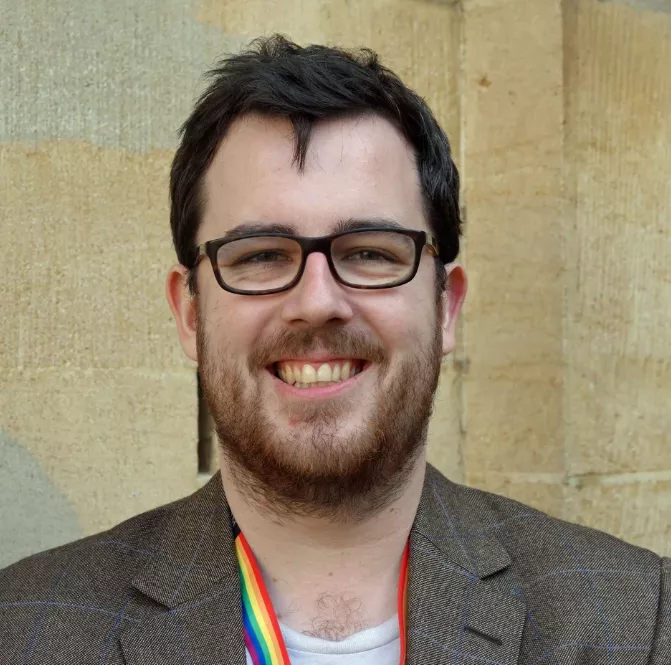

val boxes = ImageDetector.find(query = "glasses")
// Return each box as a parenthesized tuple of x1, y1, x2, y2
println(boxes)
(194, 227, 440, 295)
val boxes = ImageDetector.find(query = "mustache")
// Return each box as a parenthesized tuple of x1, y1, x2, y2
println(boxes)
(248, 328, 388, 369)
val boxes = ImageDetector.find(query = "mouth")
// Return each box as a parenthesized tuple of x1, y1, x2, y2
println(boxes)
(268, 358, 368, 389)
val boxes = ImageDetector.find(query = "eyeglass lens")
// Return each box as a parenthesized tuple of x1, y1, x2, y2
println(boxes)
(216, 231, 416, 292)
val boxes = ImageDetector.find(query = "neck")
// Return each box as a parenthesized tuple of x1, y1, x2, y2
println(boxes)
(220, 452, 426, 640)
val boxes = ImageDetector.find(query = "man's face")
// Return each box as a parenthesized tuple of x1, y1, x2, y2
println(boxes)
(170, 113, 463, 519)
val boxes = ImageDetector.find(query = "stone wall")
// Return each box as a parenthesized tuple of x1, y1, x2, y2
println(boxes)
(1, 0, 669, 567)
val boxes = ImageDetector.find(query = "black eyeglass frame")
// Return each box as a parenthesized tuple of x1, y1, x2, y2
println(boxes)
(194, 226, 440, 295)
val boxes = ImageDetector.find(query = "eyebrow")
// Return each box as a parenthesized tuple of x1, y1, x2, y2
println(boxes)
(222, 217, 407, 240)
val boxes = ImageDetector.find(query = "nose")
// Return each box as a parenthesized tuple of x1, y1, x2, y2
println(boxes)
(280, 252, 354, 328)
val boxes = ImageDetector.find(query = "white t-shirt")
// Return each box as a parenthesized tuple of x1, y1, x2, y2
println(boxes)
(245, 615, 400, 664)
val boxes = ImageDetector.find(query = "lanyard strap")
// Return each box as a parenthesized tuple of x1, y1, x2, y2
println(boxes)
(233, 521, 410, 665)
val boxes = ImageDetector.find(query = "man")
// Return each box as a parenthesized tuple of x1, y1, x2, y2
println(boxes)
(0, 35, 668, 665)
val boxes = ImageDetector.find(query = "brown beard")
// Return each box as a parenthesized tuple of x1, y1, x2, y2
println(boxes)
(197, 313, 443, 522)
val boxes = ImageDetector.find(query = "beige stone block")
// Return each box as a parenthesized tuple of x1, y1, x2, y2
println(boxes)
(195, 0, 462, 157)
(464, 368, 564, 475)
(0, 142, 190, 372)
(564, 473, 671, 557)
(461, 0, 565, 476)
(462, 0, 563, 165)
(427, 359, 465, 484)
(465, 169, 564, 371)
(0, 0, 241, 150)
(466, 471, 565, 520)
(0, 368, 199, 537)
(563, 0, 671, 475)
(463, 175, 564, 475)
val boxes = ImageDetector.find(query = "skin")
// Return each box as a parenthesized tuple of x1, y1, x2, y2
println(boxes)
(166, 113, 466, 638)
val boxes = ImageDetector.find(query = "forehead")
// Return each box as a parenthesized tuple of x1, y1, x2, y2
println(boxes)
(200, 113, 426, 241)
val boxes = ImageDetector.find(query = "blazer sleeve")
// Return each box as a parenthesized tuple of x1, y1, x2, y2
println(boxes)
(648, 556, 671, 664)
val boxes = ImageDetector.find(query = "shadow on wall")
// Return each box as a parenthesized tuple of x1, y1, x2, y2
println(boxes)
(0, 431, 82, 568)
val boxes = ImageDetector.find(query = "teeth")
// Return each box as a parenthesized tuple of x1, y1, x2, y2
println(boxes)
(316, 363, 332, 382)
(275, 360, 363, 387)
(301, 365, 317, 384)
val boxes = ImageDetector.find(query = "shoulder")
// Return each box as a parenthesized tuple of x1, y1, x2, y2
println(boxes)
(0, 492, 188, 664)
(0, 493, 180, 595)
(426, 465, 670, 663)
(426, 464, 661, 570)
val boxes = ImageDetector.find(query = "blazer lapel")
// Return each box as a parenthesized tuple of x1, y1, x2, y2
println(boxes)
(118, 465, 525, 665)
(119, 473, 246, 665)
(407, 466, 526, 665)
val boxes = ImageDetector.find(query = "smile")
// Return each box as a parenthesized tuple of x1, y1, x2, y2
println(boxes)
(270, 359, 366, 389)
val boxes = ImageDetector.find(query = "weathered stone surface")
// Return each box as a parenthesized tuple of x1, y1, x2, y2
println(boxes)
(0, 141, 199, 564)
(0, 0, 240, 149)
(0, 368, 198, 548)
(565, 473, 671, 555)
(0, 430, 82, 568)
(461, 0, 565, 476)
(0, 142, 191, 372)
(427, 361, 465, 484)
(599, 0, 671, 15)
(563, 0, 671, 477)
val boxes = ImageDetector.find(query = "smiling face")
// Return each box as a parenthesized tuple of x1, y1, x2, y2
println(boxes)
(167, 113, 465, 520)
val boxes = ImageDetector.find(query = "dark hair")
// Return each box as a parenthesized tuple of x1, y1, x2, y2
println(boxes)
(170, 34, 461, 295)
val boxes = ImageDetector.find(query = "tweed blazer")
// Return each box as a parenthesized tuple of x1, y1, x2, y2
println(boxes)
(1, 464, 669, 664)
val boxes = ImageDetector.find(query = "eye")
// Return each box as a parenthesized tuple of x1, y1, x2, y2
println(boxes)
(235, 251, 292, 264)
(344, 248, 399, 262)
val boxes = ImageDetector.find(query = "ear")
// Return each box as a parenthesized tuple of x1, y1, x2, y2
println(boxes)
(166, 264, 199, 363)
(440, 264, 467, 356)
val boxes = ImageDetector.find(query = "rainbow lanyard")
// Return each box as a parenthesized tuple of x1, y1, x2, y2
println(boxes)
(233, 519, 410, 665)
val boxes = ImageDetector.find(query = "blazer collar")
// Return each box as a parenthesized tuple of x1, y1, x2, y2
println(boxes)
(413, 464, 512, 579)
(128, 472, 237, 608)
(120, 473, 246, 664)
(406, 465, 525, 664)
(121, 466, 525, 664)
(125, 464, 514, 607)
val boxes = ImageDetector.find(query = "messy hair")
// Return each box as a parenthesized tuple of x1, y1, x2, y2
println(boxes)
(170, 34, 461, 295)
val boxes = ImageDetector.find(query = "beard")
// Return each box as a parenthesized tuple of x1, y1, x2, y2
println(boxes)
(197, 310, 443, 522)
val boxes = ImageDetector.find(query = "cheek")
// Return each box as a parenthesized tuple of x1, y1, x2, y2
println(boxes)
(368, 291, 435, 352)
(205, 299, 276, 359)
